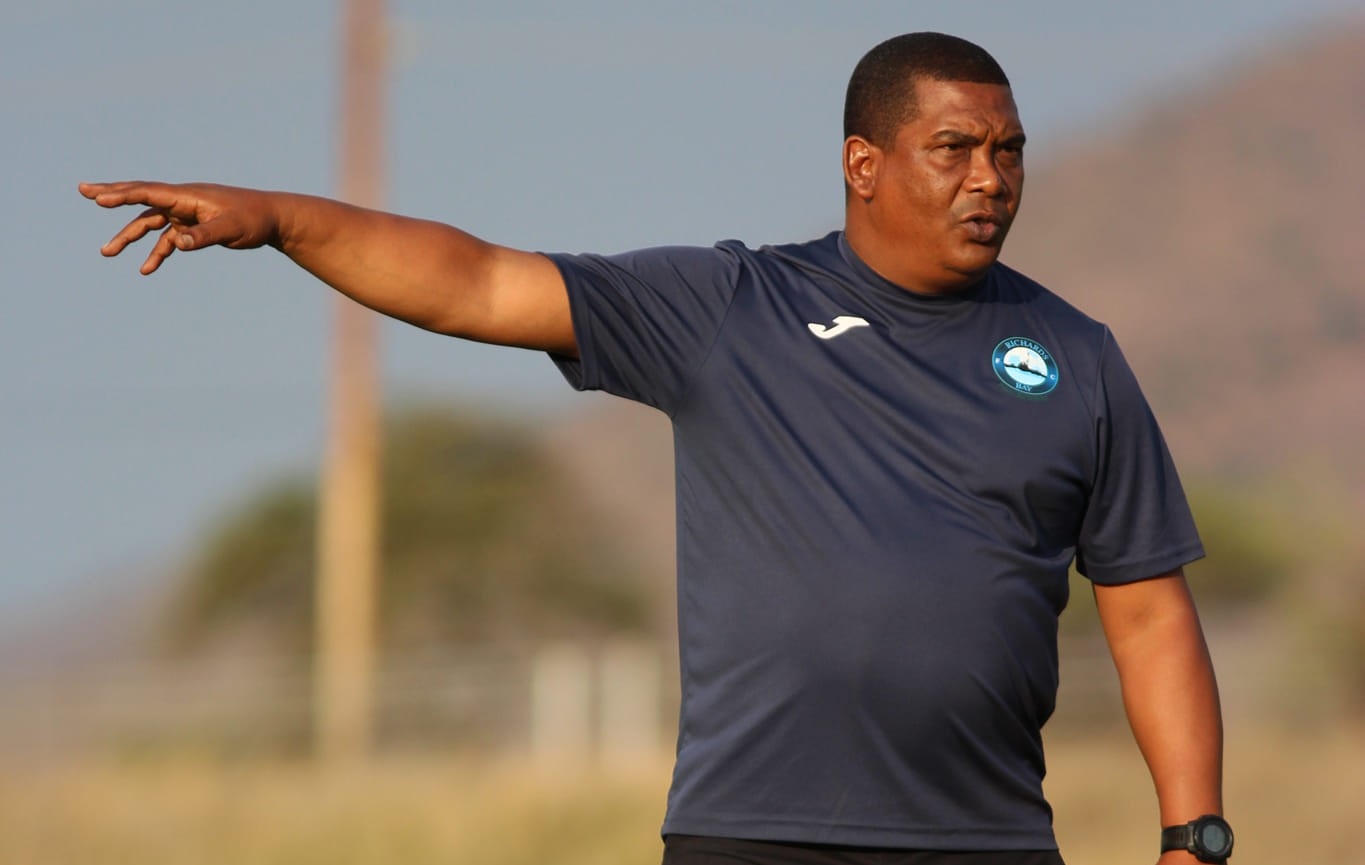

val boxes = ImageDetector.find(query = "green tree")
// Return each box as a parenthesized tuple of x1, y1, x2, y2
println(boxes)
(166, 406, 652, 655)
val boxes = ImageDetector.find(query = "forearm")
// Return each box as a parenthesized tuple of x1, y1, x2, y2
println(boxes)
(268, 192, 554, 346)
(1119, 613, 1222, 823)
(1096, 575, 1224, 826)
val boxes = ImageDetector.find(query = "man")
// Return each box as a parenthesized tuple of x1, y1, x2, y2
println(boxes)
(82, 32, 1228, 865)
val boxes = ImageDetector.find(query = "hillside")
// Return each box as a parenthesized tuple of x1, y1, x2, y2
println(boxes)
(1004, 17, 1365, 493)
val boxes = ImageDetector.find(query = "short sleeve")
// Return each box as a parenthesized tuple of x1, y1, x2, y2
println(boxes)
(1075, 329, 1205, 584)
(546, 244, 742, 415)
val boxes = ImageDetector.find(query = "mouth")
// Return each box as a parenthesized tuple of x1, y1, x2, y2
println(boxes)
(960, 212, 1005, 244)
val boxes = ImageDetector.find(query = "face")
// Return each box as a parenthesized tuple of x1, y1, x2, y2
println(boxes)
(844, 78, 1025, 293)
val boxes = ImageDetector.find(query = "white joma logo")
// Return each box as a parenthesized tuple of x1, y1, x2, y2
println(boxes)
(807, 315, 870, 340)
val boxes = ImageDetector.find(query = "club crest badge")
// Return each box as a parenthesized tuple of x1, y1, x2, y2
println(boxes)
(992, 337, 1059, 397)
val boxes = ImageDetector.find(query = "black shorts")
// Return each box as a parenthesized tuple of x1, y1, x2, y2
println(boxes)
(662, 835, 1066, 865)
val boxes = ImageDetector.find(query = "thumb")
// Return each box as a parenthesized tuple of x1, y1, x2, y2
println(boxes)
(173, 214, 234, 251)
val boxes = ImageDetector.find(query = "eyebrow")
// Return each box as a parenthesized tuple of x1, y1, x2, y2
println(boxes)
(930, 130, 979, 145)
(929, 130, 1027, 147)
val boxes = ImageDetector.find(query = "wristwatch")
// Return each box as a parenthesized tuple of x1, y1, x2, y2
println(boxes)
(1161, 814, 1234, 863)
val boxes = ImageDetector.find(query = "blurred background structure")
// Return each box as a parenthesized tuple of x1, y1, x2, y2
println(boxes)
(315, 0, 387, 766)
(2, 2, 1364, 863)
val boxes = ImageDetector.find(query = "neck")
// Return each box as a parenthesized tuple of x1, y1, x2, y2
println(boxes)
(843, 221, 985, 296)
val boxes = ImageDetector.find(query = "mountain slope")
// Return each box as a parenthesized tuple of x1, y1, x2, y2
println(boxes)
(1003, 16, 1365, 490)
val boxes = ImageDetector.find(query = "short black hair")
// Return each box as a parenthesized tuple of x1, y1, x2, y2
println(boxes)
(844, 32, 1010, 147)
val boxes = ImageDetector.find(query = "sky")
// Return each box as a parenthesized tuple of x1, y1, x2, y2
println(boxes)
(2, 0, 1357, 624)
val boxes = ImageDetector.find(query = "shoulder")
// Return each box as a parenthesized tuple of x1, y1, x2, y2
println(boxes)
(990, 260, 1106, 332)
(553, 232, 843, 277)
(747, 231, 847, 275)
(989, 260, 1119, 365)
(703, 232, 863, 301)
(547, 241, 753, 295)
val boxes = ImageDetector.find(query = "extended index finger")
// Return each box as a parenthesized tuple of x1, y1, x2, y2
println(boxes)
(78, 180, 187, 213)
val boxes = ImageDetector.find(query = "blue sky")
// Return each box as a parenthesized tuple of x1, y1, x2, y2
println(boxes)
(2, 0, 1356, 621)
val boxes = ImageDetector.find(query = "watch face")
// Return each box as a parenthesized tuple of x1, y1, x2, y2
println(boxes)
(1196, 819, 1233, 856)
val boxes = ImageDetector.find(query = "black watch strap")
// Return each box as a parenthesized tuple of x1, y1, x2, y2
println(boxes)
(1161, 824, 1193, 853)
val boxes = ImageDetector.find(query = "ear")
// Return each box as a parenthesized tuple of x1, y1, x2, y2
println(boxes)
(843, 136, 880, 201)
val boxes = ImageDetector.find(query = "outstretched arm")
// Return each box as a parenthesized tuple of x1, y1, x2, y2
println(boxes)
(79, 181, 576, 356)
(1094, 570, 1225, 864)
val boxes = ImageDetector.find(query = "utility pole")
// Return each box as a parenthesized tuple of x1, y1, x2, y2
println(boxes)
(315, 0, 387, 764)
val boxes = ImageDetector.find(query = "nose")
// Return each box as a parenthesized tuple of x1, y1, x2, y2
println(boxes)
(966, 148, 1007, 197)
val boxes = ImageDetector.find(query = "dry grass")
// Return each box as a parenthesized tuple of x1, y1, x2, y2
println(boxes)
(1045, 724, 1365, 864)
(1, 726, 1362, 865)
(0, 753, 669, 865)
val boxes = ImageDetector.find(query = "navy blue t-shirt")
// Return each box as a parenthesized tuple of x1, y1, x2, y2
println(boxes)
(548, 231, 1203, 851)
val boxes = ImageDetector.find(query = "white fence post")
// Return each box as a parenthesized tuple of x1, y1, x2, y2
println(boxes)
(529, 643, 593, 759)
(599, 641, 661, 762)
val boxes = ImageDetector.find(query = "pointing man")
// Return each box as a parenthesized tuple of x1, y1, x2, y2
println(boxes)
(83, 32, 1229, 865)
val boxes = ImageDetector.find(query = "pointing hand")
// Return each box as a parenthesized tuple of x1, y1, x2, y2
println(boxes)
(79, 181, 280, 275)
